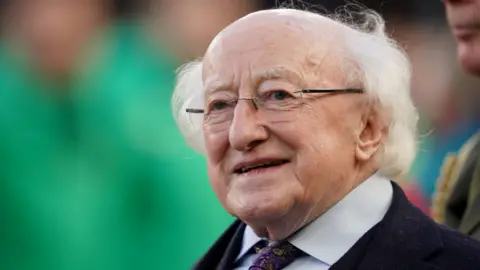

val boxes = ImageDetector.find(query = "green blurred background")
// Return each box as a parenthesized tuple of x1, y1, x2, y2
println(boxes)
(0, 11, 234, 270)
(0, 0, 479, 269)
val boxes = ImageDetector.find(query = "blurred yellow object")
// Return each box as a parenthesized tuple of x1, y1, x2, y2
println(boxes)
(432, 131, 480, 225)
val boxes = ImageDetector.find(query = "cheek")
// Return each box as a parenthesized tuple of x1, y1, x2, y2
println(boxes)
(291, 122, 353, 208)
(282, 110, 348, 153)
(204, 130, 231, 204)
(279, 107, 356, 179)
(204, 129, 229, 164)
(206, 160, 228, 203)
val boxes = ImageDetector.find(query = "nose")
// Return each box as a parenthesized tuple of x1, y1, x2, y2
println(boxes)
(228, 100, 269, 152)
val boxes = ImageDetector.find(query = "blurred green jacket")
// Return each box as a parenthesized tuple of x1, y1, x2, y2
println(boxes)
(0, 21, 233, 270)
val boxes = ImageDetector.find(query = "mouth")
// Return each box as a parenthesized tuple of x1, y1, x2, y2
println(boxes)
(233, 160, 289, 175)
(452, 24, 480, 40)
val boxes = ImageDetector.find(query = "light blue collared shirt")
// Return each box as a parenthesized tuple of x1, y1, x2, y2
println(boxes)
(235, 174, 393, 269)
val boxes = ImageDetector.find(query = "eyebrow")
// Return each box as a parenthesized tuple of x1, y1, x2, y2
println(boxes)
(252, 67, 306, 89)
(204, 67, 306, 95)
(204, 80, 233, 96)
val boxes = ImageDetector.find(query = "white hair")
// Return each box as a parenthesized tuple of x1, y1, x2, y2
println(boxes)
(171, 8, 418, 179)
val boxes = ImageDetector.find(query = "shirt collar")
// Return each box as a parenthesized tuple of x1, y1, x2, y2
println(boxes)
(235, 173, 393, 265)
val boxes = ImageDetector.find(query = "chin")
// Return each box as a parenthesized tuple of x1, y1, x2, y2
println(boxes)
(460, 58, 480, 76)
(228, 192, 294, 224)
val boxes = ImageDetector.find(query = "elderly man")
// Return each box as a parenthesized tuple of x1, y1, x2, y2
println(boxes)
(172, 8, 480, 270)
(432, 0, 480, 241)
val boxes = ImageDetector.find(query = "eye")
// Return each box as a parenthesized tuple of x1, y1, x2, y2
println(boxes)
(267, 90, 293, 101)
(209, 100, 232, 112)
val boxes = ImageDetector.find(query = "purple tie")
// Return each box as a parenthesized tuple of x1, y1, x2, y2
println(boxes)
(249, 241, 305, 270)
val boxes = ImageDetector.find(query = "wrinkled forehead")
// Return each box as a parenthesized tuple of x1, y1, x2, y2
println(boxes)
(202, 10, 347, 94)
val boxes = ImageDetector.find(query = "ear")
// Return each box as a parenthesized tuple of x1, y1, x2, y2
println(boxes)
(355, 106, 388, 162)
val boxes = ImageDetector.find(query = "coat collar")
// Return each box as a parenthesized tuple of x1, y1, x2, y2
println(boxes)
(354, 182, 444, 270)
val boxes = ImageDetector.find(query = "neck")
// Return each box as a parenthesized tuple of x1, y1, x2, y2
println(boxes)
(248, 203, 313, 241)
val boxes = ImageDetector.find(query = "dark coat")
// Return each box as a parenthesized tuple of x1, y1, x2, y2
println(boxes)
(195, 181, 480, 270)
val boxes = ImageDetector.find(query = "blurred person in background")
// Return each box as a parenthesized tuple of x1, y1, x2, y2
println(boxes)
(0, 0, 232, 269)
(397, 23, 480, 214)
(432, 0, 480, 240)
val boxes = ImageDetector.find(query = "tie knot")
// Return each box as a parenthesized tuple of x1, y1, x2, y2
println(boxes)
(250, 241, 305, 270)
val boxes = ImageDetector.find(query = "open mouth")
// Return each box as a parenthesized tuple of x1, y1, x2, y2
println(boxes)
(234, 160, 289, 174)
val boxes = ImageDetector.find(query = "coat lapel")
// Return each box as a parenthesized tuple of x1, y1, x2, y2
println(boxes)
(353, 182, 444, 270)
(216, 220, 246, 270)
(193, 219, 245, 270)
(331, 182, 443, 270)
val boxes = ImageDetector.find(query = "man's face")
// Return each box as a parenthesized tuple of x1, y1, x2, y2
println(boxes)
(444, 0, 480, 75)
(201, 12, 369, 238)
(5, 0, 107, 76)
